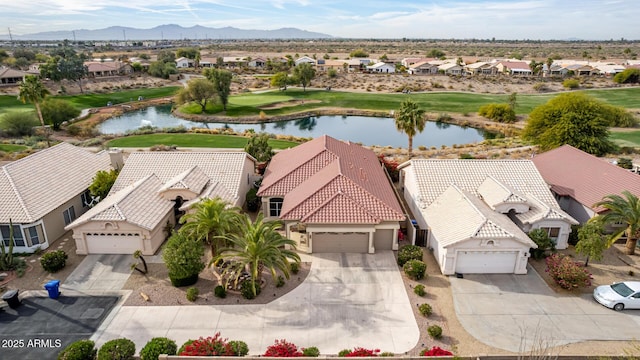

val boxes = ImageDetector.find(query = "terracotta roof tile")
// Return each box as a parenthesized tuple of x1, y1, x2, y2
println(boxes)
(532, 145, 640, 213)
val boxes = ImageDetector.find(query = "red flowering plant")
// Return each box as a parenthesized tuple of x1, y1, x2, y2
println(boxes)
(339, 347, 380, 357)
(378, 154, 400, 182)
(420, 346, 453, 357)
(545, 253, 592, 290)
(179, 333, 236, 356)
(263, 339, 303, 357)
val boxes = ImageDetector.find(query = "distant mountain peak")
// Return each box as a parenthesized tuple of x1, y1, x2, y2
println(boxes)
(6, 24, 332, 41)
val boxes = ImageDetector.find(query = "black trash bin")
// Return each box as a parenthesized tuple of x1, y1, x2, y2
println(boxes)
(44, 280, 61, 299)
(2, 289, 20, 309)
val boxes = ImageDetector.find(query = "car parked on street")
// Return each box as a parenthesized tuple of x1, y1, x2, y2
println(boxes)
(593, 281, 640, 311)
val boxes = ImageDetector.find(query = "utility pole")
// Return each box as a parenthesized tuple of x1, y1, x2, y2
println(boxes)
(7, 27, 14, 47)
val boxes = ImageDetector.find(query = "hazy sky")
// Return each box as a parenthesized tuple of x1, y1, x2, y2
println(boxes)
(3, 0, 639, 40)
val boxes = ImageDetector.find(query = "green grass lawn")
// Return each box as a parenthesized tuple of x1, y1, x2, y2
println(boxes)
(106, 133, 299, 149)
(182, 87, 640, 117)
(0, 86, 181, 118)
(0, 143, 28, 152)
(610, 130, 640, 147)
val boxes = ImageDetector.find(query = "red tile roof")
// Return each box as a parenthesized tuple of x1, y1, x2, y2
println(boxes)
(532, 145, 640, 213)
(258, 135, 404, 224)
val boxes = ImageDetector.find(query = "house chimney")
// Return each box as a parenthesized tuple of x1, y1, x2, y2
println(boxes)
(109, 148, 124, 170)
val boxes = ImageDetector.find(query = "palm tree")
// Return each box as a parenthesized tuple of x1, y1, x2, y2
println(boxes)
(19, 75, 49, 127)
(216, 213, 300, 298)
(593, 190, 640, 255)
(394, 99, 426, 157)
(179, 197, 241, 257)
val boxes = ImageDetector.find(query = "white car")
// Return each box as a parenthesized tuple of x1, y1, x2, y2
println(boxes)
(593, 281, 640, 311)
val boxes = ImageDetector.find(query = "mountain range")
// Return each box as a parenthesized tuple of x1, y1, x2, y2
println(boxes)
(3, 24, 332, 41)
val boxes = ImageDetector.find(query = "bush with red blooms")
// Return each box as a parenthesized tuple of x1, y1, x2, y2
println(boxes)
(545, 253, 592, 290)
(420, 346, 453, 356)
(378, 154, 400, 182)
(339, 347, 381, 357)
(263, 339, 303, 357)
(178, 333, 236, 356)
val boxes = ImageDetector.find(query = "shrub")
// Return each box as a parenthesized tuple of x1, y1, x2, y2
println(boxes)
(459, 153, 475, 159)
(0, 111, 39, 137)
(179, 333, 237, 356)
(380, 352, 395, 357)
(241, 280, 261, 299)
(532, 82, 548, 92)
(545, 254, 592, 290)
(40, 250, 68, 273)
(302, 347, 320, 357)
(97, 338, 135, 360)
(478, 103, 516, 123)
(57, 339, 96, 360)
(264, 339, 303, 357)
(562, 78, 580, 89)
(276, 275, 285, 288)
(177, 340, 195, 356)
(420, 346, 453, 356)
(528, 228, 555, 260)
(245, 188, 261, 212)
(418, 303, 433, 317)
(378, 154, 400, 182)
(617, 158, 633, 170)
(186, 287, 199, 302)
(413, 284, 426, 296)
(140, 337, 177, 360)
(290, 261, 299, 274)
(397, 245, 423, 266)
(339, 347, 380, 357)
(41, 98, 81, 130)
(162, 231, 205, 287)
(403, 259, 427, 280)
(214, 285, 227, 298)
(427, 325, 443, 339)
(228, 340, 249, 356)
(613, 68, 640, 84)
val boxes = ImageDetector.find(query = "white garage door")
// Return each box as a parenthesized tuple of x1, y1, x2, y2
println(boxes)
(455, 250, 518, 274)
(86, 233, 142, 254)
(312, 232, 368, 253)
(374, 229, 394, 251)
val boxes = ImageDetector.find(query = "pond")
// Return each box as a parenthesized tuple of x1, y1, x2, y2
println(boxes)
(97, 105, 496, 148)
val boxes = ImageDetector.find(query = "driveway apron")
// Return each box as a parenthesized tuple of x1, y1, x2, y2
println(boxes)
(94, 251, 419, 354)
(451, 267, 640, 352)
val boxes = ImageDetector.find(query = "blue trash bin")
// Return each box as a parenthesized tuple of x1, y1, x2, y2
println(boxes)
(44, 280, 60, 299)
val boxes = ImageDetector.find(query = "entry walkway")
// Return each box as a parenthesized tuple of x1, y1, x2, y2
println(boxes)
(451, 268, 640, 352)
(94, 252, 419, 354)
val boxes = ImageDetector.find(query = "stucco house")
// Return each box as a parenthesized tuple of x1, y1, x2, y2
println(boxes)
(67, 151, 257, 255)
(408, 61, 439, 75)
(0, 143, 112, 253)
(257, 135, 405, 253)
(175, 57, 194, 68)
(532, 144, 640, 224)
(367, 62, 396, 73)
(399, 159, 577, 275)
(0, 67, 27, 85)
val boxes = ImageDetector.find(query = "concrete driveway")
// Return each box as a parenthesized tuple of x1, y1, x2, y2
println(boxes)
(94, 251, 419, 354)
(451, 267, 640, 352)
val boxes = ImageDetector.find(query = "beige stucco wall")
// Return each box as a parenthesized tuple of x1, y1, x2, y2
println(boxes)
(40, 191, 90, 249)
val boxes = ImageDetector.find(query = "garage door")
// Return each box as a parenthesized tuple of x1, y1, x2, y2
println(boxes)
(455, 251, 518, 274)
(373, 229, 393, 250)
(312, 232, 368, 253)
(86, 233, 142, 254)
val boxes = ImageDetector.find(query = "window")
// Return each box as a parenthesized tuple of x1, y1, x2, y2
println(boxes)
(269, 198, 284, 217)
(25, 226, 40, 246)
(1, 225, 25, 247)
(540, 227, 560, 241)
(81, 189, 93, 208)
(63, 206, 76, 225)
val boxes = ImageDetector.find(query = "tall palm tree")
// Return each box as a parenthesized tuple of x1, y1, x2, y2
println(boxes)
(19, 75, 49, 127)
(593, 190, 640, 255)
(394, 99, 426, 157)
(216, 213, 300, 298)
(179, 197, 241, 257)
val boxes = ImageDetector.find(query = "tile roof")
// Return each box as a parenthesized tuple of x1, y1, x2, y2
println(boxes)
(159, 166, 209, 194)
(532, 145, 640, 213)
(0, 142, 111, 223)
(401, 159, 575, 225)
(111, 151, 253, 204)
(259, 135, 404, 224)
(67, 174, 173, 230)
(425, 185, 535, 248)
